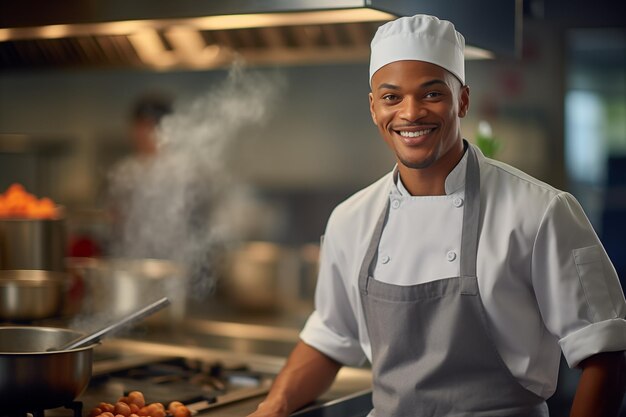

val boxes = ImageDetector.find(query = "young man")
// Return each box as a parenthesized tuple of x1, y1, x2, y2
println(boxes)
(248, 15, 626, 417)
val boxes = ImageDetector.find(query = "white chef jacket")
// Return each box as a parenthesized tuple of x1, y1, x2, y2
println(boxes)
(300, 144, 626, 399)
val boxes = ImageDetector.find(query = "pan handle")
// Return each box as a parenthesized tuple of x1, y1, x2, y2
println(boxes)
(53, 297, 171, 351)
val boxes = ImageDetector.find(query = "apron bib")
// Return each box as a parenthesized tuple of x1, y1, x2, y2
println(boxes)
(358, 145, 549, 417)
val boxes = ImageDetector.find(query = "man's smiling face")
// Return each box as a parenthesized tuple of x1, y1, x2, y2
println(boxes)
(369, 60, 469, 171)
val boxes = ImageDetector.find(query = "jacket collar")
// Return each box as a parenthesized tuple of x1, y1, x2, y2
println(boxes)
(391, 139, 472, 197)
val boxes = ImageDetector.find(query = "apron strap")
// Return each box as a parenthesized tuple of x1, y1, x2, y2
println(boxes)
(460, 144, 481, 278)
(358, 197, 390, 294)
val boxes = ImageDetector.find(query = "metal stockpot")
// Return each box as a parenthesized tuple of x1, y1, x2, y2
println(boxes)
(0, 326, 95, 411)
(0, 270, 68, 321)
(0, 217, 66, 271)
(225, 242, 301, 312)
(69, 257, 187, 325)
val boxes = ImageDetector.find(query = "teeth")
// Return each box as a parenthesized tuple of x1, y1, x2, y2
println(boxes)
(399, 129, 432, 138)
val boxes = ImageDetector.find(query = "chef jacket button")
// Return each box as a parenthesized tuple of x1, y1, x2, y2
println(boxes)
(446, 251, 457, 262)
(381, 255, 390, 264)
(453, 197, 464, 207)
(391, 199, 401, 209)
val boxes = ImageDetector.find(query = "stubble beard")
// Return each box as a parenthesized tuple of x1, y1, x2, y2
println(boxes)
(396, 145, 440, 170)
(398, 154, 437, 170)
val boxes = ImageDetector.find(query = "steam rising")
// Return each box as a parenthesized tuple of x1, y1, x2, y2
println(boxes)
(107, 65, 283, 300)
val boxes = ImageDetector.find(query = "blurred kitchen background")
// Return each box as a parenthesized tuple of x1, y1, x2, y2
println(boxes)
(0, 0, 625, 415)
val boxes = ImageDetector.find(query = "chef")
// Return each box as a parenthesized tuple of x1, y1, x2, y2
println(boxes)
(248, 14, 626, 417)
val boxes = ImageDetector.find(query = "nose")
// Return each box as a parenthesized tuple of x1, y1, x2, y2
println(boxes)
(399, 97, 426, 122)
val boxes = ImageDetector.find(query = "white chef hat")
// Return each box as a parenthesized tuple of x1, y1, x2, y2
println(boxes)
(369, 14, 465, 86)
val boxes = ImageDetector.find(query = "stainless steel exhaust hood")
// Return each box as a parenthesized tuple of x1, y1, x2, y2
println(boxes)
(0, 0, 520, 71)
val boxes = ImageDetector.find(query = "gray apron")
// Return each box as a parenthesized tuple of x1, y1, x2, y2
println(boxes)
(358, 145, 549, 417)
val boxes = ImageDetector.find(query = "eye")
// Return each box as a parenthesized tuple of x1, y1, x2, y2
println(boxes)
(425, 91, 443, 99)
(382, 94, 400, 103)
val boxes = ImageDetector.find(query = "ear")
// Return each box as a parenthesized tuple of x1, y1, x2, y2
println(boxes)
(368, 92, 379, 125)
(458, 85, 470, 118)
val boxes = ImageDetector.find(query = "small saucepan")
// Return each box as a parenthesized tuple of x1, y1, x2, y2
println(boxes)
(0, 326, 96, 411)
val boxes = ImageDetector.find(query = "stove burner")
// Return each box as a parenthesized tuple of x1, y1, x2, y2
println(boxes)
(1, 402, 82, 417)
(88, 357, 270, 407)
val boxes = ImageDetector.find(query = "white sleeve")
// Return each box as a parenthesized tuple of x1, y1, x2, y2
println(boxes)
(531, 192, 626, 368)
(299, 214, 366, 367)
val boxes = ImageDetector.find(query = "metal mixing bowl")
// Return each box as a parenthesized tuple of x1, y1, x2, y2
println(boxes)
(0, 270, 68, 321)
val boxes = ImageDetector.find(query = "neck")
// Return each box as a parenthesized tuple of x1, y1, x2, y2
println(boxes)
(398, 140, 465, 196)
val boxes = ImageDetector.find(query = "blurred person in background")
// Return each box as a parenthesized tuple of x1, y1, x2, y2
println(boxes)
(129, 93, 173, 158)
(105, 93, 174, 259)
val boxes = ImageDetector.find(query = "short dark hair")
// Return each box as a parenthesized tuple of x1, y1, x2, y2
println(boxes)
(132, 93, 173, 122)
